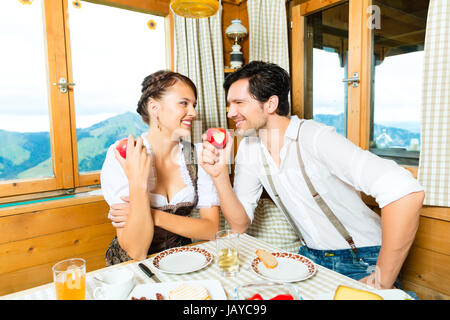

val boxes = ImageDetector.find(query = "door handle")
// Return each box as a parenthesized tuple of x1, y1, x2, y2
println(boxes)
(342, 72, 360, 88)
(53, 77, 75, 93)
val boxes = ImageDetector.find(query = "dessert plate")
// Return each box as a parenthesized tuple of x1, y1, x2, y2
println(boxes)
(251, 252, 317, 282)
(152, 246, 213, 274)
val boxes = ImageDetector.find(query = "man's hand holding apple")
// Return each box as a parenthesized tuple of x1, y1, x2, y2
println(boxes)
(200, 128, 234, 179)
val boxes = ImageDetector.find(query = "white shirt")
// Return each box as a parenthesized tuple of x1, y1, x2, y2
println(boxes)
(233, 116, 424, 250)
(100, 133, 220, 209)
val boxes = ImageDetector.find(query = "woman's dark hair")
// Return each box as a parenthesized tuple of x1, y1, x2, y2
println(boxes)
(223, 61, 291, 116)
(137, 70, 197, 124)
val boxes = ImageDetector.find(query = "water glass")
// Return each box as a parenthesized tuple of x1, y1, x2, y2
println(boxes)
(215, 230, 240, 277)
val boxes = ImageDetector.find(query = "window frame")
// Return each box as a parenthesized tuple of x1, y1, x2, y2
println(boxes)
(290, 0, 421, 173)
(291, 0, 372, 148)
(0, 0, 174, 199)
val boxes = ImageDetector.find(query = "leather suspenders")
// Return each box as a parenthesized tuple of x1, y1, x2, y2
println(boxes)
(259, 120, 358, 253)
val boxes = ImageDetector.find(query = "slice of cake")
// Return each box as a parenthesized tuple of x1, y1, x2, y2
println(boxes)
(168, 283, 211, 300)
(333, 285, 383, 300)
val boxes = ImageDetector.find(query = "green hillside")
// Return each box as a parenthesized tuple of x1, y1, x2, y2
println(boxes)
(0, 112, 148, 181)
(76, 112, 148, 173)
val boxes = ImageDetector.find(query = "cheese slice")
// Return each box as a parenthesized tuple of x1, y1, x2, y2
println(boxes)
(168, 283, 211, 300)
(333, 285, 383, 300)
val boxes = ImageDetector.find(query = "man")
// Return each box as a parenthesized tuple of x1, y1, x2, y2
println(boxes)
(200, 61, 425, 290)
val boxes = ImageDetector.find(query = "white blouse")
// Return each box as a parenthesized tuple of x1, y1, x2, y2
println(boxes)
(100, 133, 220, 210)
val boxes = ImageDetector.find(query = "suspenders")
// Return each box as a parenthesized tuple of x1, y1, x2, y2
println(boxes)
(259, 120, 358, 254)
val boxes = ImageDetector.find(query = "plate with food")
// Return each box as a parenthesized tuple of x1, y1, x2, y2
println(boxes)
(127, 280, 227, 300)
(251, 249, 317, 283)
(313, 285, 414, 300)
(152, 246, 213, 274)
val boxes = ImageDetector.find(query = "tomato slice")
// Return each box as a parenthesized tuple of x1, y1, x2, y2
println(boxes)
(270, 294, 294, 300)
(247, 293, 264, 300)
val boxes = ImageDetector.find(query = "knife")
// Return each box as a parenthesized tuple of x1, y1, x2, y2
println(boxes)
(138, 263, 161, 283)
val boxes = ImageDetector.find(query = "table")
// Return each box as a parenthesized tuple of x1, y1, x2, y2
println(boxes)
(0, 234, 385, 300)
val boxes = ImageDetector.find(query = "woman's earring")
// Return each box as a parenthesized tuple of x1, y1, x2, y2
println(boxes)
(157, 116, 161, 131)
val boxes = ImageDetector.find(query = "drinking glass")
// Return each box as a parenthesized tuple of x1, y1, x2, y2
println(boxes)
(215, 230, 239, 277)
(52, 258, 86, 300)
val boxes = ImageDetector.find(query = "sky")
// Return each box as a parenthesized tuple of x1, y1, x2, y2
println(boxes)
(0, 0, 423, 133)
(313, 48, 424, 124)
(0, 0, 166, 132)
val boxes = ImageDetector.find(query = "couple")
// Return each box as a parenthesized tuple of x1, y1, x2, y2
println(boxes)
(100, 62, 424, 292)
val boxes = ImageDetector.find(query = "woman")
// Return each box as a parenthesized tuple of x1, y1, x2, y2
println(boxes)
(100, 70, 220, 266)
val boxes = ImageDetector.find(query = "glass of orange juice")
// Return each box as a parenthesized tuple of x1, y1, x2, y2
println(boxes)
(52, 258, 86, 300)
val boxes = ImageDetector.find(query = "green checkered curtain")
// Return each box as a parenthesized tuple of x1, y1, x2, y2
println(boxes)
(173, 3, 228, 145)
(247, 0, 289, 72)
(247, 0, 290, 113)
(418, 0, 450, 207)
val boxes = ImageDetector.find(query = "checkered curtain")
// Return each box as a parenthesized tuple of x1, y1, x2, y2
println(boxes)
(247, 0, 289, 72)
(247, 0, 290, 112)
(418, 0, 450, 207)
(173, 3, 228, 145)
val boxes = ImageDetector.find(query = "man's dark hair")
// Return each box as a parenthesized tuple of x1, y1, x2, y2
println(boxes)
(223, 61, 290, 116)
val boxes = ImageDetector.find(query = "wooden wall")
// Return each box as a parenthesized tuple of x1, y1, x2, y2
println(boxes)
(363, 195, 450, 300)
(401, 207, 450, 299)
(0, 195, 115, 296)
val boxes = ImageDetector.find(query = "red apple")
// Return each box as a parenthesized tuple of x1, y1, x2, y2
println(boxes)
(206, 128, 227, 149)
(116, 138, 136, 159)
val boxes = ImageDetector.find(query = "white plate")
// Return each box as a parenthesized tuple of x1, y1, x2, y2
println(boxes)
(152, 246, 213, 274)
(251, 252, 317, 283)
(127, 280, 227, 300)
(312, 287, 414, 300)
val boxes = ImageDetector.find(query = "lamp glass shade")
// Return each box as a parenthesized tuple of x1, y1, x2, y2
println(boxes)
(170, 0, 219, 19)
(225, 19, 248, 40)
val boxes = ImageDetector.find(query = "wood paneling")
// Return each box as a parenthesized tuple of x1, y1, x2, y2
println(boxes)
(402, 246, 450, 297)
(84, 0, 170, 16)
(0, 248, 107, 296)
(0, 197, 114, 296)
(0, 223, 114, 274)
(413, 216, 450, 255)
(300, 0, 346, 15)
(0, 201, 110, 244)
(291, 5, 306, 118)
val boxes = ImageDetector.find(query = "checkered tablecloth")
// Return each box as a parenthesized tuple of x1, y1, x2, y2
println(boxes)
(0, 234, 377, 300)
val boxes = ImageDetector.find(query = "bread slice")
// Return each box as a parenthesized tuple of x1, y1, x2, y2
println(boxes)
(333, 285, 383, 300)
(168, 283, 211, 300)
(255, 249, 278, 269)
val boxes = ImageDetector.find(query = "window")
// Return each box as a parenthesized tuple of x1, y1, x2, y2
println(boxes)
(292, 0, 429, 167)
(369, 0, 430, 166)
(0, 0, 172, 198)
(67, 1, 166, 175)
(0, 0, 53, 181)
(306, 3, 350, 136)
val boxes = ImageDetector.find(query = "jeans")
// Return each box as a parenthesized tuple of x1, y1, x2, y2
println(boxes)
(298, 245, 419, 300)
